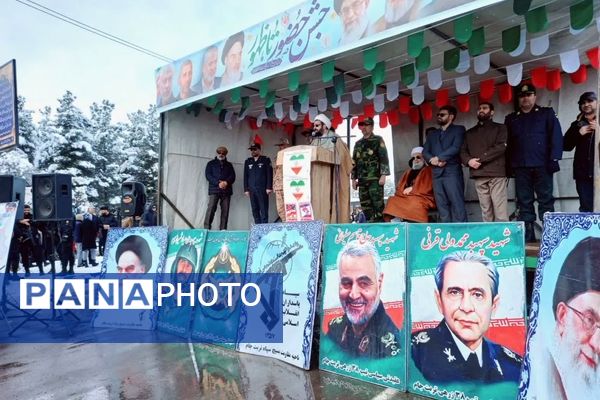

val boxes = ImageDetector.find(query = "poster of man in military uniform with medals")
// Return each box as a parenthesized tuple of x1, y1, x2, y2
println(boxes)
(407, 223, 526, 399)
(157, 229, 207, 337)
(190, 230, 249, 348)
(237, 221, 323, 369)
(319, 223, 406, 390)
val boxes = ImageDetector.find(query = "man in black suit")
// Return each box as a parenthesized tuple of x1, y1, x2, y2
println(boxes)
(423, 105, 467, 222)
(411, 251, 522, 383)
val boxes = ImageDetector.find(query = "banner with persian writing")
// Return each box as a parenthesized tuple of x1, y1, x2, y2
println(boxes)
(237, 221, 323, 369)
(518, 213, 600, 400)
(283, 148, 314, 221)
(407, 223, 526, 400)
(190, 230, 249, 348)
(0, 60, 18, 152)
(320, 223, 406, 389)
(157, 229, 207, 337)
(155, 0, 501, 113)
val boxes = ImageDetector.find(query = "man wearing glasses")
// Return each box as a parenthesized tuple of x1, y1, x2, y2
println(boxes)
(204, 146, 236, 230)
(460, 102, 508, 222)
(352, 117, 390, 222)
(529, 237, 600, 400)
(423, 105, 467, 222)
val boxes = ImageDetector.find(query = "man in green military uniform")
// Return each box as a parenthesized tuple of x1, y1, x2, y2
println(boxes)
(327, 240, 401, 358)
(352, 117, 390, 222)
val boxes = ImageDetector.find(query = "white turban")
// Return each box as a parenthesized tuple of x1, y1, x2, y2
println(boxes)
(411, 146, 424, 157)
(314, 113, 331, 129)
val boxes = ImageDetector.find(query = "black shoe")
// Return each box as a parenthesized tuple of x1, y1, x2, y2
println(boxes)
(525, 222, 537, 243)
(90, 261, 99, 267)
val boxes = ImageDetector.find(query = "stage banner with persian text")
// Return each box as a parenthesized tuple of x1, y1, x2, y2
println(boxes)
(155, 0, 502, 113)
(191, 230, 249, 348)
(319, 223, 406, 389)
(407, 223, 526, 400)
(518, 213, 600, 400)
(283, 148, 314, 221)
(92, 227, 169, 330)
(157, 229, 207, 337)
(237, 221, 323, 369)
(0, 202, 18, 300)
(0, 60, 18, 152)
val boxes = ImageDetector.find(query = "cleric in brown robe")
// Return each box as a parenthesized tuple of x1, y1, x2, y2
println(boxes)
(383, 146, 435, 222)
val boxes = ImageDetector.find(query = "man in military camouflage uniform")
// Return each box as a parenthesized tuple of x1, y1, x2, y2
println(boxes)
(351, 117, 390, 222)
(327, 240, 401, 358)
(411, 251, 522, 383)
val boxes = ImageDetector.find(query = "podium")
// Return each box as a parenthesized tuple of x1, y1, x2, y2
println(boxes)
(276, 145, 351, 223)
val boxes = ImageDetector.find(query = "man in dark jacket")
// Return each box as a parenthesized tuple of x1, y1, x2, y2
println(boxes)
(141, 205, 158, 227)
(505, 84, 563, 242)
(98, 206, 118, 256)
(204, 146, 236, 230)
(244, 143, 273, 224)
(59, 219, 75, 274)
(461, 102, 508, 222)
(563, 91, 597, 212)
(423, 105, 467, 222)
(81, 207, 100, 267)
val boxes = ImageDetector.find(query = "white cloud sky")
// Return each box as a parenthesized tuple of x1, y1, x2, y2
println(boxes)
(0, 0, 303, 121)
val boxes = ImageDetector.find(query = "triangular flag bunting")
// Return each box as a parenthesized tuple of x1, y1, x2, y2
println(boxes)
(288, 71, 300, 91)
(259, 80, 269, 99)
(420, 102, 433, 120)
(363, 47, 378, 71)
(322, 60, 335, 82)
(498, 83, 513, 104)
(456, 94, 470, 113)
(502, 25, 522, 53)
(230, 87, 241, 103)
(436, 89, 450, 107)
(586, 47, 599, 69)
(526, 6, 548, 34)
(407, 31, 425, 58)
(372, 61, 386, 85)
(479, 79, 495, 100)
(546, 69, 562, 91)
(468, 27, 485, 57)
(416, 47, 431, 71)
(401, 63, 416, 86)
(570, 0, 593, 31)
(399, 96, 411, 114)
(531, 66, 547, 88)
(444, 48, 460, 71)
(570, 65, 587, 84)
(513, 0, 532, 15)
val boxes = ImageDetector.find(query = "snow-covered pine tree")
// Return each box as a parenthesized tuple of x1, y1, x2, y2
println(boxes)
(121, 105, 159, 203)
(48, 91, 96, 205)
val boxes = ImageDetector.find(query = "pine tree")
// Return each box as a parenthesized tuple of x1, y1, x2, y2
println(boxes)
(49, 91, 96, 204)
(89, 100, 126, 206)
(16, 96, 37, 164)
(122, 105, 160, 203)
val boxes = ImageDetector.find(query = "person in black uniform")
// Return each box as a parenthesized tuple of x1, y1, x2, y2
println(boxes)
(563, 91, 597, 212)
(243, 143, 273, 224)
(411, 251, 522, 383)
(505, 83, 563, 242)
(327, 240, 401, 358)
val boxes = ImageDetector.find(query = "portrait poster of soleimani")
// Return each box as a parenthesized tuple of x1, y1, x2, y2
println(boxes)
(319, 223, 406, 390)
(157, 229, 207, 337)
(92, 226, 168, 330)
(237, 221, 323, 369)
(518, 213, 600, 400)
(407, 223, 526, 400)
(190, 230, 249, 348)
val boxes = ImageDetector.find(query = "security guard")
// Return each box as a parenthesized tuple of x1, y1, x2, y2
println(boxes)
(505, 83, 563, 242)
(243, 143, 273, 224)
(328, 302, 401, 358)
(411, 320, 522, 383)
(352, 117, 390, 222)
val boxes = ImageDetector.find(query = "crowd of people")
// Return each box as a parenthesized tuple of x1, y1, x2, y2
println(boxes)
(203, 85, 596, 245)
(7, 203, 158, 277)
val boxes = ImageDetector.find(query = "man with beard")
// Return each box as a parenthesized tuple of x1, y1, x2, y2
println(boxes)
(204, 146, 236, 230)
(176, 59, 197, 100)
(156, 65, 176, 107)
(334, 0, 373, 45)
(505, 84, 563, 242)
(528, 237, 600, 400)
(192, 46, 221, 94)
(563, 92, 597, 212)
(328, 240, 401, 358)
(460, 102, 508, 222)
(220, 32, 244, 87)
(411, 251, 522, 383)
(383, 146, 435, 222)
(423, 105, 467, 222)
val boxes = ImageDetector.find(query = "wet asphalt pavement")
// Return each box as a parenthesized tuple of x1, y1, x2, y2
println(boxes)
(0, 342, 429, 400)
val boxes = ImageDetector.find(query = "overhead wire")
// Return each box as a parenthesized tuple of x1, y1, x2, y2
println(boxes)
(14, 0, 174, 63)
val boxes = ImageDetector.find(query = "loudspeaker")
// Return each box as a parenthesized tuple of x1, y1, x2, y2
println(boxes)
(121, 181, 146, 217)
(32, 174, 73, 220)
(0, 175, 26, 219)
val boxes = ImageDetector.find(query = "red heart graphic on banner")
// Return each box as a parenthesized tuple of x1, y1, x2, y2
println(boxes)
(293, 192, 303, 200)
(291, 166, 302, 175)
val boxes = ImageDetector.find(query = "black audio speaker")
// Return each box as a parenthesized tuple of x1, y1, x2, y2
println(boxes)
(32, 174, 73, 220)
(121, 181, 146, 217)
(0, 175, 26, 219)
